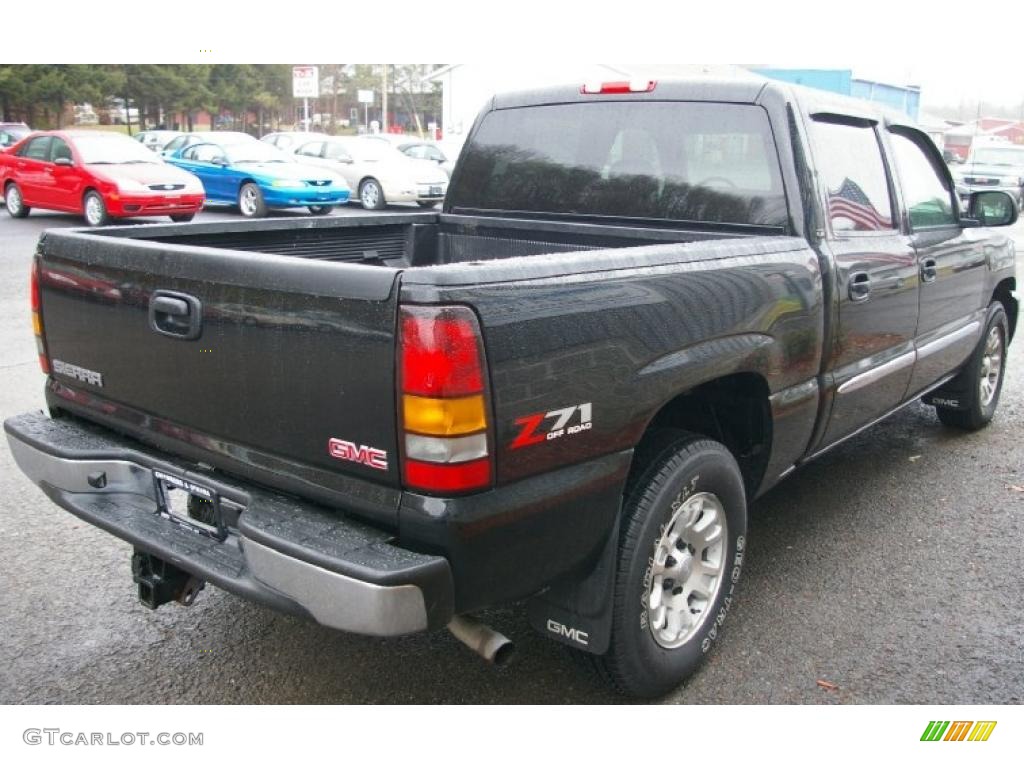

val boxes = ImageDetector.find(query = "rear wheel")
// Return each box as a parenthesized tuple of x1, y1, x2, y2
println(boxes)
(170, 213, 195, 223)
(935, 302, 1008, 430)
(5, 183, 30, 218)
(83, 191, 110, 227)
(238, 182, 267, 218)
(594, 433, 747, 698)
(308, 205, 333, 215)
(359, 178, 385, 210)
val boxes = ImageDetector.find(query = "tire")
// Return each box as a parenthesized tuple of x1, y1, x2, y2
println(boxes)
(170, 213, 195, 223)
(594, 433, 747, 698)
(307, 205, 332, 216)
(935, 302, 1009, 431)
(83, 190, 110, 227)
(5, 182, 30, 218)
(238, 182, 267, 218)
(358, 178, 385, 210)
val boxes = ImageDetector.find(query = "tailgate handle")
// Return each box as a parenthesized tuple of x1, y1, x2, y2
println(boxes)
(149, 291, 202, 340)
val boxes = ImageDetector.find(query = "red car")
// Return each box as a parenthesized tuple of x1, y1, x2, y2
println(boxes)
(1, 130, 205, 226)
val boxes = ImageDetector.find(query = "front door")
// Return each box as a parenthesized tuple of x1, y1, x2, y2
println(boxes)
(886, 127, 988, 394)
(808, 116, 921, 448)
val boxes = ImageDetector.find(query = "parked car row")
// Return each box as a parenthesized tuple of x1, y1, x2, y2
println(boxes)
(2, 127, 453, 226)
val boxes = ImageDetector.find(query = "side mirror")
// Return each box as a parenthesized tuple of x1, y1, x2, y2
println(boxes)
(964, 190, 1019, 228)
(53, 157, 73, 167)
(211, 157, 229, 167)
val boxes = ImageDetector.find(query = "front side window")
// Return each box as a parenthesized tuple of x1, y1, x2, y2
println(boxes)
(810, 119, 894, 233)
(295, 141, 324, 158)
(449, 101, 788, 227)
(183, 144, 226, 163)
(889, 130, 957, 229)
(324, 142, 352, 162)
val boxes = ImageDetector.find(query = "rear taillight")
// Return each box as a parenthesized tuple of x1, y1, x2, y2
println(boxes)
(399, 305, 491, 495)
(580, 79, 657, 95)
(31, 261, 49, 374)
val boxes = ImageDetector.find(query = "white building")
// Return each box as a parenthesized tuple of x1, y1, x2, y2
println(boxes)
(428, 63, 751, 147)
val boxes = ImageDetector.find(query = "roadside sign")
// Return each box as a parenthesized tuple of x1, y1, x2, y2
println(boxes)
(293, 66, 320, 99)
(358, 90, 375, 104)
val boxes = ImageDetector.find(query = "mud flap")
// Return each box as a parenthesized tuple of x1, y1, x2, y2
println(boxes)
(526, 516, 620, 655)
(922, 368, 971, 411)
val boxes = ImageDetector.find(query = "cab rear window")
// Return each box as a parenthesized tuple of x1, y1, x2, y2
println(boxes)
(449, 101, 788, 227)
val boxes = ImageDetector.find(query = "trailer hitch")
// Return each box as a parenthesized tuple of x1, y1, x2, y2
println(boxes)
(131, 551, 206, 609)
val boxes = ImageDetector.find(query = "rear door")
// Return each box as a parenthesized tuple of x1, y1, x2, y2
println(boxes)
(886, 126, 987, 393)
(808, 116, 920, 447)
(13, 136, 52, 206)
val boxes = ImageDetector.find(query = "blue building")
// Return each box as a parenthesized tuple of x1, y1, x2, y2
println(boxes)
(751, 68, 920, 120)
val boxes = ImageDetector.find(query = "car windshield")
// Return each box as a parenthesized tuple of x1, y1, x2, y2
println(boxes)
(76, 134, 162, 164)
(971, 148, 1024, 166)
(225, 142, 292, 164)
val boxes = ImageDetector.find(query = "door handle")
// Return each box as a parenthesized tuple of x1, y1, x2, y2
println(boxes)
(848, 271, 871, 302)
(149, 291, 202, 340)
(921, 258, 938, 283)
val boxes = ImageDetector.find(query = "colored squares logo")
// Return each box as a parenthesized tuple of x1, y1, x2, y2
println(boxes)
(921, 721, 997, 742)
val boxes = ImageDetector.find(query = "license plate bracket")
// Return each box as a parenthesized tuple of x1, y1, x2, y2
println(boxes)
(152, 469, 228, 541)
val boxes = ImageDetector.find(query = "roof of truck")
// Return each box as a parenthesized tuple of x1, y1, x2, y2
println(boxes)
(487, 76, 916, 129)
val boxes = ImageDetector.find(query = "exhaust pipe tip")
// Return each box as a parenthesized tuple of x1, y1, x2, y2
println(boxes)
(447, 615, 515, 667)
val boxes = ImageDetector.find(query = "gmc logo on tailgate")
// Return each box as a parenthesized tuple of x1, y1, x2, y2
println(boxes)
(328, 438, 388, 471)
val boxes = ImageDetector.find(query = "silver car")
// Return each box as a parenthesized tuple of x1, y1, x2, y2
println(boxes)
(289, 136, 448, 209)
(134, 130, 181, 153)
(360, 134, 456, 177)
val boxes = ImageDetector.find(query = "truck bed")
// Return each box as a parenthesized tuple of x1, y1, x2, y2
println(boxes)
(85, 210, 767, 267)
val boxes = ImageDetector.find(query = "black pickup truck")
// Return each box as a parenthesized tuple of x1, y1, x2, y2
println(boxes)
(5, 78, 1019, 698)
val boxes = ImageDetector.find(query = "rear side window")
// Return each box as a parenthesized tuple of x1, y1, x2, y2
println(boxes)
(20, 136, 52, 160)
(888, 130, 957, 228)
(810, 119, 894, 233)
(449, 101, 788, 227)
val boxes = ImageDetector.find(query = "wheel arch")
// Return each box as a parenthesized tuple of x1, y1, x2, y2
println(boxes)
(993, 277, 1017, 343)
(628, 371, 773, 500)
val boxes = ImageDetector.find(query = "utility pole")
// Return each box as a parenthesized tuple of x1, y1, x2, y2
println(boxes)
(382, 64, 388, 133)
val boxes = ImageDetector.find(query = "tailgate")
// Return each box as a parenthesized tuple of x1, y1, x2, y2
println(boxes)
(36, 230, 404, 509)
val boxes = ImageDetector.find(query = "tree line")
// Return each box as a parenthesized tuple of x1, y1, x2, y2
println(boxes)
(0, 64, 443, 135)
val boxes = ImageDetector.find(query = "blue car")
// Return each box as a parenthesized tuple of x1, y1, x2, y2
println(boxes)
(165, 138, 350, 217)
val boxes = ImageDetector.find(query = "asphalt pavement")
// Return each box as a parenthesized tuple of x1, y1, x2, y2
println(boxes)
(0, 206, 1021, 704)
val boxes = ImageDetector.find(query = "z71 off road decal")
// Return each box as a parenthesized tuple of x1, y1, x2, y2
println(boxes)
(510, 402, 592, 449)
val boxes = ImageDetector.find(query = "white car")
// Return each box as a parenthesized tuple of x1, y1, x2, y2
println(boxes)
(289, 136, 448, 209)
(261, 131, 331, 154)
